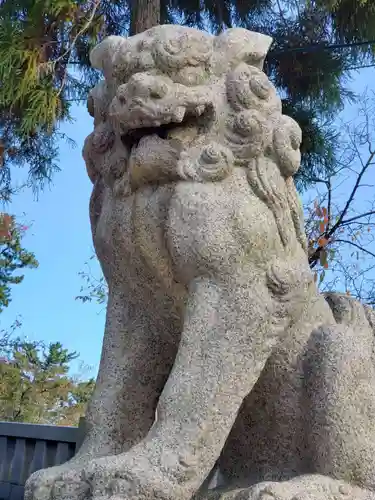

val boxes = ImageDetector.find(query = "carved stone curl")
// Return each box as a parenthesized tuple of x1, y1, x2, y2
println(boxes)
(177, 143, 234, 182)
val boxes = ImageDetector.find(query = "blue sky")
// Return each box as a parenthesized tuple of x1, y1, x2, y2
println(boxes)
(1, 66, 374, 379)
(0, 104, 105, 376)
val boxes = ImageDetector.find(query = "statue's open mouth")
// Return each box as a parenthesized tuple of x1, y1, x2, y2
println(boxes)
(108, 72, 215, 153)
(120, 105, 213, 152)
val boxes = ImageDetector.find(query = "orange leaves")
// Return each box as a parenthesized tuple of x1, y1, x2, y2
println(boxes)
(315, 203, 328, 218)
(310, 201, 334, 275)
(319, 217, 329, 234)
(314, 199, 321, 216)
(318, 237, 329, 247)
(319, 248, 329, 269)
(314, 201, 329, 235)
(319, 215, 329, 234)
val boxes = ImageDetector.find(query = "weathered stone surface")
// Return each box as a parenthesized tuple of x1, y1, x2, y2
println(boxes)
(201, 293, 375, 498)
(24, 24, 375, 500)
(196, 475, 375, 500)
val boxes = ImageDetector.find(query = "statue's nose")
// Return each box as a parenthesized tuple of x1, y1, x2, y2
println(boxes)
(125, 73, 169, 101)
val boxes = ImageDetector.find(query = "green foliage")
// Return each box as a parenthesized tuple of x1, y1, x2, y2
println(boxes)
(0, 331, 95, 425)
(76, 255, 107, 305)
(0, 215, 38, 312)
(0, 0, 125, 198)
(1, 0, 375, 196)
(323, 0, 375, 48)
(281, 99, 340, 189)
(262, 2, 360, 189)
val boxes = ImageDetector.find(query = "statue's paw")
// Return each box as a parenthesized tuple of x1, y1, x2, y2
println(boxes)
(243, 475, 375, 500)
(82, 455, 143, 500)
(83, 452, 184, 500)
(24, 462, 90, 500)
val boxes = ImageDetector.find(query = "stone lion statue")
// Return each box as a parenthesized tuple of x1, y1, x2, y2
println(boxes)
(25, 25, 375, 500)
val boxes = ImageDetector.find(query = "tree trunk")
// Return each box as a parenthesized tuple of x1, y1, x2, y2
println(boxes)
(130, 0, 161, 35)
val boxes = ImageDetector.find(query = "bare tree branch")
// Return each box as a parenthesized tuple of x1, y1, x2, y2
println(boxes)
(333, 239, 375, 260)
(340, 211, 375, 226)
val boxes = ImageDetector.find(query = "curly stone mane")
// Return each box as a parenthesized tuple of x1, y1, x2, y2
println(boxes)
(85, 25, 307, 262)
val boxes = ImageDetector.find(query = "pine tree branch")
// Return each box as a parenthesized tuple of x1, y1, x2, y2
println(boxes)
(53, 1, 101, 67)
(54, 0, 101, 97)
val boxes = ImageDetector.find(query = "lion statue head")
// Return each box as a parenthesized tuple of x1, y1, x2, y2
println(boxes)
(83, 25, 310, 301)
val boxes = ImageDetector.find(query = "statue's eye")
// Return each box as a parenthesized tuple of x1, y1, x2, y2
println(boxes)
(239, 69, 251, 81)
(165, 36, 184, 55)
(150, 83, 168, 99)
(250, 75, 270, 100)
(290, 130, 301, 150)
(116, 85, 128, 104)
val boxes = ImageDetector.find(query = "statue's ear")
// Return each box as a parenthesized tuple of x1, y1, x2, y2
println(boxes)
(90, 35, 125, 78)
(213, 28, 273, 72)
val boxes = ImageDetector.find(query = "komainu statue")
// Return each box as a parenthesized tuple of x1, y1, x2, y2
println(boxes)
(25, 25, 375, 500)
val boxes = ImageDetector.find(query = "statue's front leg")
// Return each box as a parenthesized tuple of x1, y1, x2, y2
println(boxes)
(79, 287, 181, 457)
(25, 286, 180, 500)
(25, 292, 127, 500)
(85, 274, 286, 500)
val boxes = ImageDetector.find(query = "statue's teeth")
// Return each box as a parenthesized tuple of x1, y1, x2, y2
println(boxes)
(173, 107, 186, 122)
(195, 105, 205, 116)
